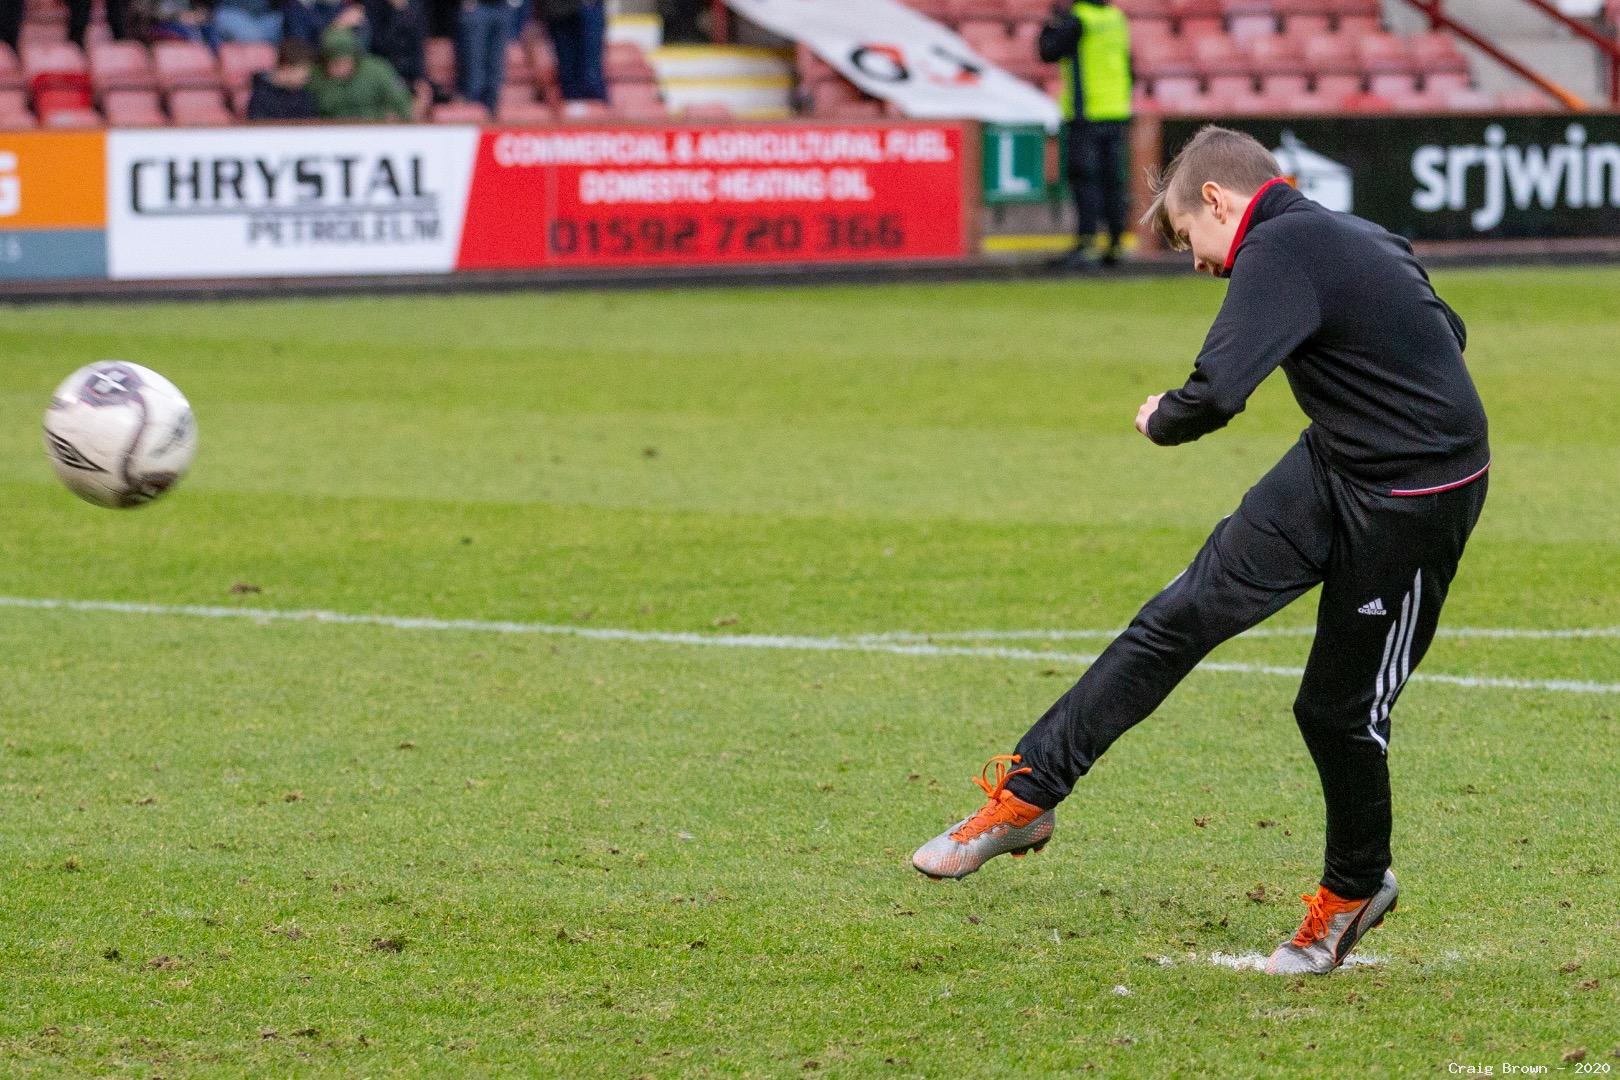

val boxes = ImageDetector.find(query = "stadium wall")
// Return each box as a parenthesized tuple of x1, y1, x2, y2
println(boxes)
(6, 115, 1619, 292)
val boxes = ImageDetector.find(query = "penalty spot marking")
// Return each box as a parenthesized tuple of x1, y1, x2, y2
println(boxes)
(1200, 951, 1386, 973)
(2, 596, 1618, 697)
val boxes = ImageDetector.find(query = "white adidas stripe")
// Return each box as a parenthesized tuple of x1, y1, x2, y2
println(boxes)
(1, 594, 1617, 697)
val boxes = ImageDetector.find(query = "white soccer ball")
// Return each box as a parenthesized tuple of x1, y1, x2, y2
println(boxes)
(42, 361, 198, 509)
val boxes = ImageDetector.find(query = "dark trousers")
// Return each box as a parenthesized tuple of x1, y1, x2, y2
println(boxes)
(457, 2, 510, 113)
(0, 0, 20, 49)
(1008, 433, 1487, 898)
(548, 0, 606, 101)
(1065, 118, 1129, 248)
(66, 0, 128, 43)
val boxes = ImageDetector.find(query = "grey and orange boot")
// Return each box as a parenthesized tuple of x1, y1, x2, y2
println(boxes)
(912, 754, 1055, 880)
(1265, 869, 1398, 974)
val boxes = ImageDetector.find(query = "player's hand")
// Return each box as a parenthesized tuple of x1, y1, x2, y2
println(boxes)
(1135, 393, 1164, 438)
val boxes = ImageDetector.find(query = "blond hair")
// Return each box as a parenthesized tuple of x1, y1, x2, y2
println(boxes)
(1142, 126, 1282, 249)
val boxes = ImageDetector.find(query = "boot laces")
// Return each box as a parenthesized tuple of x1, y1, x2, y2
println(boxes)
(1292, 887, 1360, 947)
(949, 754, 1035, 842)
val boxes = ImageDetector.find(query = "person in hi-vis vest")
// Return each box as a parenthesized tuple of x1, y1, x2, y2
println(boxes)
(1039, 0, 1133, 269)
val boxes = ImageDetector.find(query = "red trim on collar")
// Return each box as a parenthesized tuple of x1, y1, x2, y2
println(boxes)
(1221, 176, 1290, 275)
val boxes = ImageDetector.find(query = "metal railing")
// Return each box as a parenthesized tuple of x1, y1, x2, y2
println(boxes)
(1401, 0, 1605, 110)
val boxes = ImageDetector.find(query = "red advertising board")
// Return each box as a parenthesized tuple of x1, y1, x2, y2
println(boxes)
(457, 122, 969, 269)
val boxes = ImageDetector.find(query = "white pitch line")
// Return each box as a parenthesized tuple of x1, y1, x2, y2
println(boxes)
(2, 595, 1618, 696)
(861, 624, 1620, 642)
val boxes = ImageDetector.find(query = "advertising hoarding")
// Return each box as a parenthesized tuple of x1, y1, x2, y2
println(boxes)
(457, 122, 971, 270)
(105, 125, 479, 279)
(0, 131, 107, 281)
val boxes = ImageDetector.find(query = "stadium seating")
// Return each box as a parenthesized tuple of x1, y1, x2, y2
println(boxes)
(168, 87, 232, 125)
(102, 88, 165, 125)
(153, 42, 220, 92)
(218, 41, 276, 93)
(0, 87, 32, 127)
(89, 41, 155, 93)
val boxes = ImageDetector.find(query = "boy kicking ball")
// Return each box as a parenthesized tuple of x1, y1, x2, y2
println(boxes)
(913, 126, 1490, 975)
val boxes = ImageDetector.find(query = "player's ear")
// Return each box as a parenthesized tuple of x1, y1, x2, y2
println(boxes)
(1201, 181, 1225, 223)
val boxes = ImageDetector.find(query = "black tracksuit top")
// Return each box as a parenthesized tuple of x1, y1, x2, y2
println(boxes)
(1146, 180, 1492, 496)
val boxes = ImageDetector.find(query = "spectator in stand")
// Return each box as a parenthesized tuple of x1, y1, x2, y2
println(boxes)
(365, 0, 435, 111)
(65, 0, 130, 45)
(247, 37, 320, 119)
(1, 0, 22, 51)
(542, 0, 605, 111)
(457, 0, 516, 116)
(128, 0, 212, 43)
(311, 24, 413, 119)
(659, 0, 705, 44)
(287, 0, 369, 45)
(1040, 0, 1134, 270)
(213, 0, 285, 43)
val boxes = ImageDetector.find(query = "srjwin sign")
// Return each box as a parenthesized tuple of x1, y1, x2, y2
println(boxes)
(1162, 115, 1620, 241)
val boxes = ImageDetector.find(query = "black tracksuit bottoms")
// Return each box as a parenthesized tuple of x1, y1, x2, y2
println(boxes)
(1065, 118, 1129, 247)
(1007, 433, 1488, 898)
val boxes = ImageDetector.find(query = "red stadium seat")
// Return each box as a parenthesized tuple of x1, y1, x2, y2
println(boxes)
(152, 41, 219, 91)
(1313, 72, 1362, 98)
(1303, 34, 1361, 76)
(218, 41, 276, 91)
(958, 20, 1010, 53)
(1443, 86, 1495, 111)
(1423, 70, 1471, 96)
(1194, 35, 1248, 76)
(168, 87, 231, 125)
(1356, 32, 1412, 74)
(612, 80, 665, 111)
(1135, 35, 1198, 78)
(430, 100, 490, 122)
(1220, 0, 1275, 39)
(604, 42, 655, 83)
(0, 43, 22, 91)
(20, 40, 87, 81)
(89, 41, 155, 93)
(0, 86, 32, 126)
(1340, 89, 1394, 112)
(1130, 16, 1176, 42)
(819, 100, 884, 120)
(31, 69, 91, 121)
(496, 99, 553, 123)
(1118, 0, 1174, 17)
(681, 102, 734, 120)
(1247, 32, 1306, 73)
(1407, 31, 1469, 75)
(102, 88, 165, 125)
(1280, 12, 1332, 37)
(41, 105, 100, 127)
(1495, 87, 1558, 111)
(1003, 0, 1054, 18)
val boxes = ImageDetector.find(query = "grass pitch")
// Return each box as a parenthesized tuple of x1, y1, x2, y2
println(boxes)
(1, 270, 1617, 1077)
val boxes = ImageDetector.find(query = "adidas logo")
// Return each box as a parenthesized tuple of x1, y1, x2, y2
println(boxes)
(1358, 598, 1388, 616)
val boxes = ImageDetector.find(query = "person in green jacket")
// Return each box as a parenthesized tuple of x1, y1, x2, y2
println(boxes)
(1039, 0, 1134, 270)
(311, 26, 414, 121)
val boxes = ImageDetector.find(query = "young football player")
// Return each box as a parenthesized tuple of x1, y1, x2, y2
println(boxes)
(913, 126, 1490, 975)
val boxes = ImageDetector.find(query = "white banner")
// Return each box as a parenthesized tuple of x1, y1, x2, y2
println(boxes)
(106, 126, 479, 280)
(725, 0, 1060, 130)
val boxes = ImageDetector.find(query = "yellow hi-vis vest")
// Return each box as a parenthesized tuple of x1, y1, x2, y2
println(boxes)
(1061, 1, 1132, 122)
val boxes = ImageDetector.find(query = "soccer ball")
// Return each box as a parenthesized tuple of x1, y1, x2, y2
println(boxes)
(42, 361, 198, 509)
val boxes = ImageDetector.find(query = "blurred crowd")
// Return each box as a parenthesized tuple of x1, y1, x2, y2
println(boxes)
(1, 0, 709, 121)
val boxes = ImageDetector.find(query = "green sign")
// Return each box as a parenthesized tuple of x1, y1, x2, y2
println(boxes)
(982, 124, 1049, 205)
